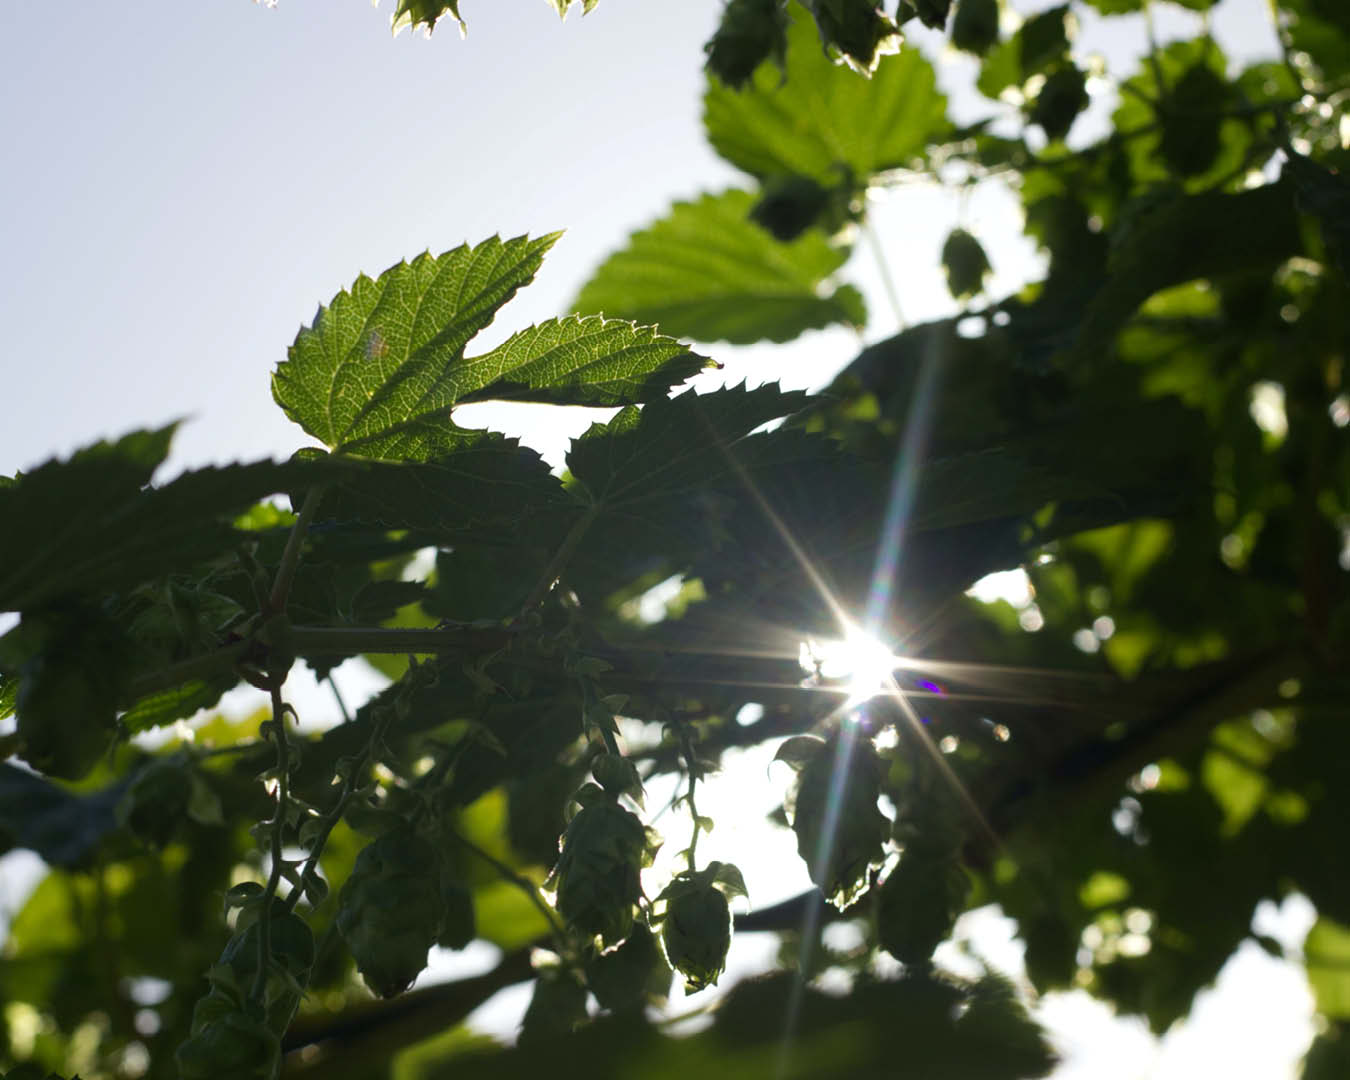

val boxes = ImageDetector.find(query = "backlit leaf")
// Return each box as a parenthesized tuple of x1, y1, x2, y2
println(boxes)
(273, 234, 559, 460)
(704, 1, 948, 183)
(456, 315, 708, 407)
(572, 190, 864, 345)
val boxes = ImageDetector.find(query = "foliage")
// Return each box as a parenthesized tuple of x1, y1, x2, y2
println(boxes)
(3, 1, 1349, 1079)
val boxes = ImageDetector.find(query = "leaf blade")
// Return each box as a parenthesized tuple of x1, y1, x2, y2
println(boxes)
(703, 2, 949, 184)
(273, 233, 560, 460)
(456, 315, 710, 407)
(572, 190, 864, 345)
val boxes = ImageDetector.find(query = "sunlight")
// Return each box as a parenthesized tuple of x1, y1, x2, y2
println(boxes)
(799, 622, 905, 709)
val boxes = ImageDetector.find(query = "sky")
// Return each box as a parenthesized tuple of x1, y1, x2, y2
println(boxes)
(0, 0, 1322, 1076)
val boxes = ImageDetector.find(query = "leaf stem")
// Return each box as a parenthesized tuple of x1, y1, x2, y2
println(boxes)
(125, 625, 513, 702)
(518, 504, 599, 617)
(267, 485, 326, 616)
(452, 832, 567, 943)
(327, 673, 352, 724)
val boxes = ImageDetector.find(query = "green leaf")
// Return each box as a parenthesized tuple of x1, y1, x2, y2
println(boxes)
(120, 679, 233, 734)
(456, 315, 709, 407)
(0, 763, 124, 868)
(1283, 0, 1350, 82)
(773, 734, 826, 770)
(1067, 182, 1300, 367)
(272, 234, 561, 461)
(704, 1, 948, 184)
(305, 436, 570, 541)
(1110, 39, 1251, 191)
(951, 0, 999, 55)
(1307, 918, 1350, 1019)
(0, 429, 351, 613)
(572, 190, 865, 345)
(1283, 147, 1350, 275)
(807, 0, 902, 73)
(976, 4, 1069, 99)
(545, 0, 601, 18)
(705, 0, 791, 89)
(567, 382, 808, 513)
(1078, 0, 1142, 11)
(390, 0, 464, 35)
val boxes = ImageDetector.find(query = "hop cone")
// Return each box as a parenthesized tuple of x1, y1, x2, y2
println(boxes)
(337, 829, 445, 998)
(552, 800, 647, 946)
(662, 882, 732, 992)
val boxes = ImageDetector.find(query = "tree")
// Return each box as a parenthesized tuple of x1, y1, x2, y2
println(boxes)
(2, 0, 1348, 1078)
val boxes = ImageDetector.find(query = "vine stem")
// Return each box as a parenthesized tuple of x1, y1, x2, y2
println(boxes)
(678, 723, 702, 870)
(863, 216, 906, 333)
(281, 703, 396, 917)
(253, 680, 293, 1002)
(517, 503, 599, 617)
(125, 625, 513, 702)
(453, 833, 567, 943)
(267, 485, 326, 616)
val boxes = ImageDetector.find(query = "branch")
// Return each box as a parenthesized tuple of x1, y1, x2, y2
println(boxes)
(281, 948, 534, 1067)
(124, 625, 514, 702)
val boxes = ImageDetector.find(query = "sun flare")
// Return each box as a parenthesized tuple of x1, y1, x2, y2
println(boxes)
(800, 622, 905, 708)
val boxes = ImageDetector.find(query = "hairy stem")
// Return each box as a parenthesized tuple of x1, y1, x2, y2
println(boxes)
(254, 680, 293, 1002)
(678, 723, 702, 870)
(282, 703, 396, 916)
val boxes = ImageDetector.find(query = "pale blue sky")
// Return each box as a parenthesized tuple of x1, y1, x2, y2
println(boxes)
(0, 1, 1314, 1076)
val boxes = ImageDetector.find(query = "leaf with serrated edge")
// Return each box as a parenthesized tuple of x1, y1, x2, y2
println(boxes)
(274, 234, 557, 460)
(567, 382, 809, 510)
(0, 430, 355, 613)
(275, 236, 701, 460)
(572, 190, 865, 345)
(455, 315, 708, 407)
(704, 1, 949, 184)
(390, 0, 463, 35)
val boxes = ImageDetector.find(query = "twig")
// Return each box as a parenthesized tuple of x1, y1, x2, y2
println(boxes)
(518, 504, 599, 617)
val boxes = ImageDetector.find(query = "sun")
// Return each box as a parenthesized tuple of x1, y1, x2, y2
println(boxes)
(800, 621, 904, 709)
